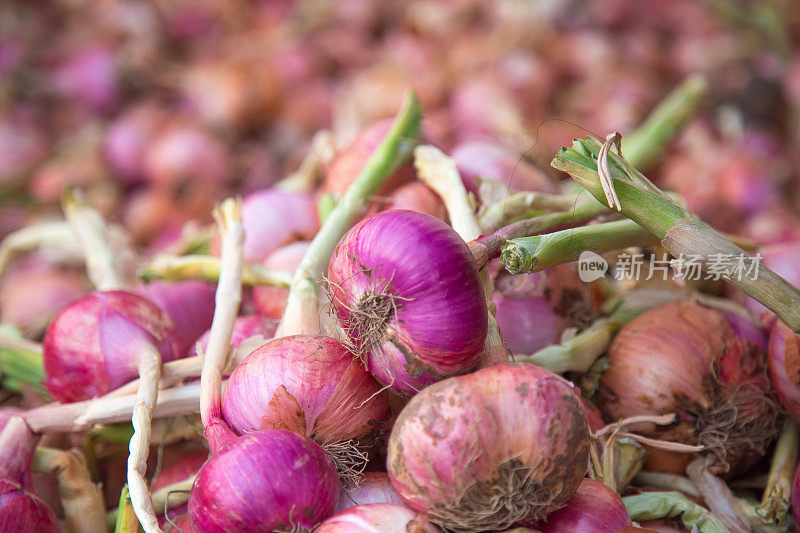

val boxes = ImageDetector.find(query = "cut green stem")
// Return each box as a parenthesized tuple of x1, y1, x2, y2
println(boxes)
(553, 136, 800, 335)
(500, 219, 655, 274)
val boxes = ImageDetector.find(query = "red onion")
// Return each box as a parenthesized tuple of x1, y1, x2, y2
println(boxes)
(137, 280, 217, 356)
(315, 503, 441, 533)
(237, 189, 318, 263)
(42, 290, 181, 402)
(221, 335, 389, 449)
(252, 241, 309, 319)
(143, 122, 230, 188)
(0, 258, 87, 337)
(598, 298, 778, 474)
(0, 479, 59, 533)
(328, 210, 487, 395)
(188, 429, 339, 532)
(387, 364, 590, 531)
(536, 478, 632, 532)
(0, 417, 59, 533)
(452, 141, 555, 195)
(335, 472, 405, 512)
(0, 107, 48, 182)
(767, 320, 800, 421)
(323, 120, 415, 197)
(103, 104, 161, 185)
(189, 314, 278, 359)
(493, 295, 561, 354)
(50, 46, 118, 114)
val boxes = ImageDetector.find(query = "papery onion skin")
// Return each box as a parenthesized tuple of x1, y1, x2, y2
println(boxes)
(0, 479, 60, 533)
(387, 363, 590, 532)
(189, 314, 278, 359)
(252, 241, 309, 319)
(536, 478, 632, 532)
(43, 290, 182, 402)
(221, 335, 389, 445)
(188, 430, 339, 533)
(335, 472, 405, 512)
(768, 320, 800, 421)
(598, 298, 777, 474)
(138, 280, 216, 355)
(328, 210, 487, 395)
(315, 503, 441, 533)
(238, 189, 319, 263)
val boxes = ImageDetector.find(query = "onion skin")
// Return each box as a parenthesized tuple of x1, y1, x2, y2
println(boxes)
(328, 210, 487, 395)
(137, 280, 216, 355)
(767, 320, 800, 421)
(598, 298, 776, 474)
(387, 363, 590, 531)
(0, 479, 60, 533)
(252, 241, 309, 320)
(536, 478, 632, 532)
(221, 335, 389, 445)
(188, 430, 339, 533)
(335, 472, 405, 512)
(43, 291, 182, 402)
(315, 503, 441, 533)
(238, 189, 319, 263)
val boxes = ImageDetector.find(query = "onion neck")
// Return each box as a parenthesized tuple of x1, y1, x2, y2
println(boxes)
(756, 419, 799, 525)
(199, 199, 245, 453)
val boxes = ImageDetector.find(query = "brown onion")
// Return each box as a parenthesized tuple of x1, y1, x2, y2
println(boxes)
(599, 298, 778, 474)
(387, 363, 590, 532)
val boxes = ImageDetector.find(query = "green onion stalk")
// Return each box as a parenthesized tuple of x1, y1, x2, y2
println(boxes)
(552, 135, 800, 335)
